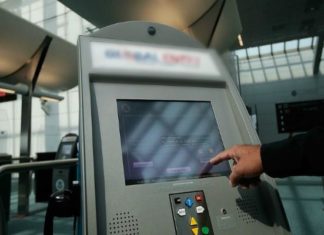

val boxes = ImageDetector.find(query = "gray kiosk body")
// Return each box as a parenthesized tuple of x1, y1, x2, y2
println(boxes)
(78, 22, 290, 235)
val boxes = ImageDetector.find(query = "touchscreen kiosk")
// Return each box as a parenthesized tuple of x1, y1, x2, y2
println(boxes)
(52, 133, 78, 192)
(78, 22, 290, 235)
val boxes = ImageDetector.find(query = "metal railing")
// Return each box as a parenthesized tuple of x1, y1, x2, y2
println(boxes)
(0, 159, 78, 177)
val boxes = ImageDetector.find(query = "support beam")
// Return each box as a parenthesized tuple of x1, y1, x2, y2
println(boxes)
(313, 35, 324, 76)
(16, 36, 52, 216)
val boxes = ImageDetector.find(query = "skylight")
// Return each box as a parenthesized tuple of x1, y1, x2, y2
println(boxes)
(236, 37, 316, 60)
(235, 37, 320, 84)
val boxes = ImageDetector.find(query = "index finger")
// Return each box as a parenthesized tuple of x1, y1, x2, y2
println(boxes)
(209, 149, 234, 165)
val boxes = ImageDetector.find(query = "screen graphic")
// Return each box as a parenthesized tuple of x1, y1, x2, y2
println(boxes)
(117, 100, 230, 185)
(59, 144, 73, 159)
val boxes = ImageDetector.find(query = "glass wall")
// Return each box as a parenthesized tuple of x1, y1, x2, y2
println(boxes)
(0, 0, 95, 44)
(236, 37, 324, 85)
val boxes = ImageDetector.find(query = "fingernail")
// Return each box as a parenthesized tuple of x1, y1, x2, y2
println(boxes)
(240, 185, 248, 189)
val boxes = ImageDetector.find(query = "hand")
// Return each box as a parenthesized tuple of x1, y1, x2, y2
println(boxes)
(209, 145, 263, 188)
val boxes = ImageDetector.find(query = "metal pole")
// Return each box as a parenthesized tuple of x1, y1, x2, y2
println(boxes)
(0, 159, 78, 177)
(17, 95, 32, 216)
(17, 35, 53, 216)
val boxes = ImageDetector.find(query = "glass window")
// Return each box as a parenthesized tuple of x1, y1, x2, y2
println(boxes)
(234, 37, 323, 82)
(298, 37, 312, 49)
(239, 61, 250, 71)
(259, 45, 271, 55)
(312, 37, 319, 48)
(0, 0, 96, 45)
(57, 15, 65, 25)
(300, 50, 314, 62)
(235, 49, 247, 59)
(320, 60, 324, 75)
(275, 56, 288, 65)
(21, 5, 31, 20)
(29, 1, 43, 24)
(31, 8, 43, 24)
(31, 1, 42, 12)
(290, 65, 305, 78)
(272, 42, 284, 53)
(252, 70, 266, 83)
(277, 66, 292, 80)
(57, 26, 66, 38)
(285, 40, 298, 51)
(287, 53, 301, 64)
(250, 59, 262, 69)
(240, 71, 253, 84)
(57, 2, 67, 14)
(247, 47, 259, 57)
(261, 57, 275, 67)
(304, 62, 313, 76)
(264, 68, 278, 81)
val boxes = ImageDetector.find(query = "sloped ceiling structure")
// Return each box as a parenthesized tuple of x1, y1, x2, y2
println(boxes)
(0, 8, 77, 92)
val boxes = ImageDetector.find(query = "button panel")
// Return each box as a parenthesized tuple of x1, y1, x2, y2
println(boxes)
(170, 191, 214, 235)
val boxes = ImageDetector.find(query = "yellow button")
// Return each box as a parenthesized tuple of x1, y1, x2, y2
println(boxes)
(192, 227, 199, 235)
(190, 217, 198, 226)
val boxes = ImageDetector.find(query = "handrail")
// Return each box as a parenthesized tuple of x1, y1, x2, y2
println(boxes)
(0, 159, 78, 177)
(10, 157, 34, 162)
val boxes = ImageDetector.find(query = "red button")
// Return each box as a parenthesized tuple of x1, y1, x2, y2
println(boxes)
(195, 194, 203, 202)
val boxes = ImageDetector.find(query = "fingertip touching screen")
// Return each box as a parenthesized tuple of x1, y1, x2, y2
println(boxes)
(117, 100, 230, 185)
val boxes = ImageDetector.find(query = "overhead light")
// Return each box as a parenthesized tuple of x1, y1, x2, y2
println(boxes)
(0, 82, 29, 95)
(40, 96, 61, 102)
(0, 82, 64, 101)
(0, 88, 15, 94)
(238, 34, 244, 47)
(33, 87, 64, 102)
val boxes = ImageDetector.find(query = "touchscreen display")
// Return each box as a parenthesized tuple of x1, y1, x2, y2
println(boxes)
(59, 144, 73, 158)
(117, 100, 230, 185)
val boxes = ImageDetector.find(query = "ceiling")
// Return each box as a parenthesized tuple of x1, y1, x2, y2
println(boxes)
(58, 0, 216, 30)
(59, 0, 324, 49)
(0, 8, 77, 92)
(1, 0, 323, 93)
(58, 0, 242, 51)
(236, 0, 324, 48)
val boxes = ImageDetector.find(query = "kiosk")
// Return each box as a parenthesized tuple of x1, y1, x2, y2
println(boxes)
(52, 133, 78, 193)
(78, 22, 290, 235)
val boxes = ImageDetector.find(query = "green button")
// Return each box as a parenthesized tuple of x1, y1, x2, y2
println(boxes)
(202, 226, 209, 235)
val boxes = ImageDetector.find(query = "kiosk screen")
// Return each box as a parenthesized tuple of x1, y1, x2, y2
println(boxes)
(58, 144, 73, 159)
(117, 100, 230, 185)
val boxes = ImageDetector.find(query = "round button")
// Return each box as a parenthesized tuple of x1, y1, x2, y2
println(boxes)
(55, 179, 65, 191)
(221, 208, 227, 215)
(195, 194, 203, 202)
(202, 226, 210, 235)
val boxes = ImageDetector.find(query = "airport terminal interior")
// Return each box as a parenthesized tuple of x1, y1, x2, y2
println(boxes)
(0, 0, 324, 235)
